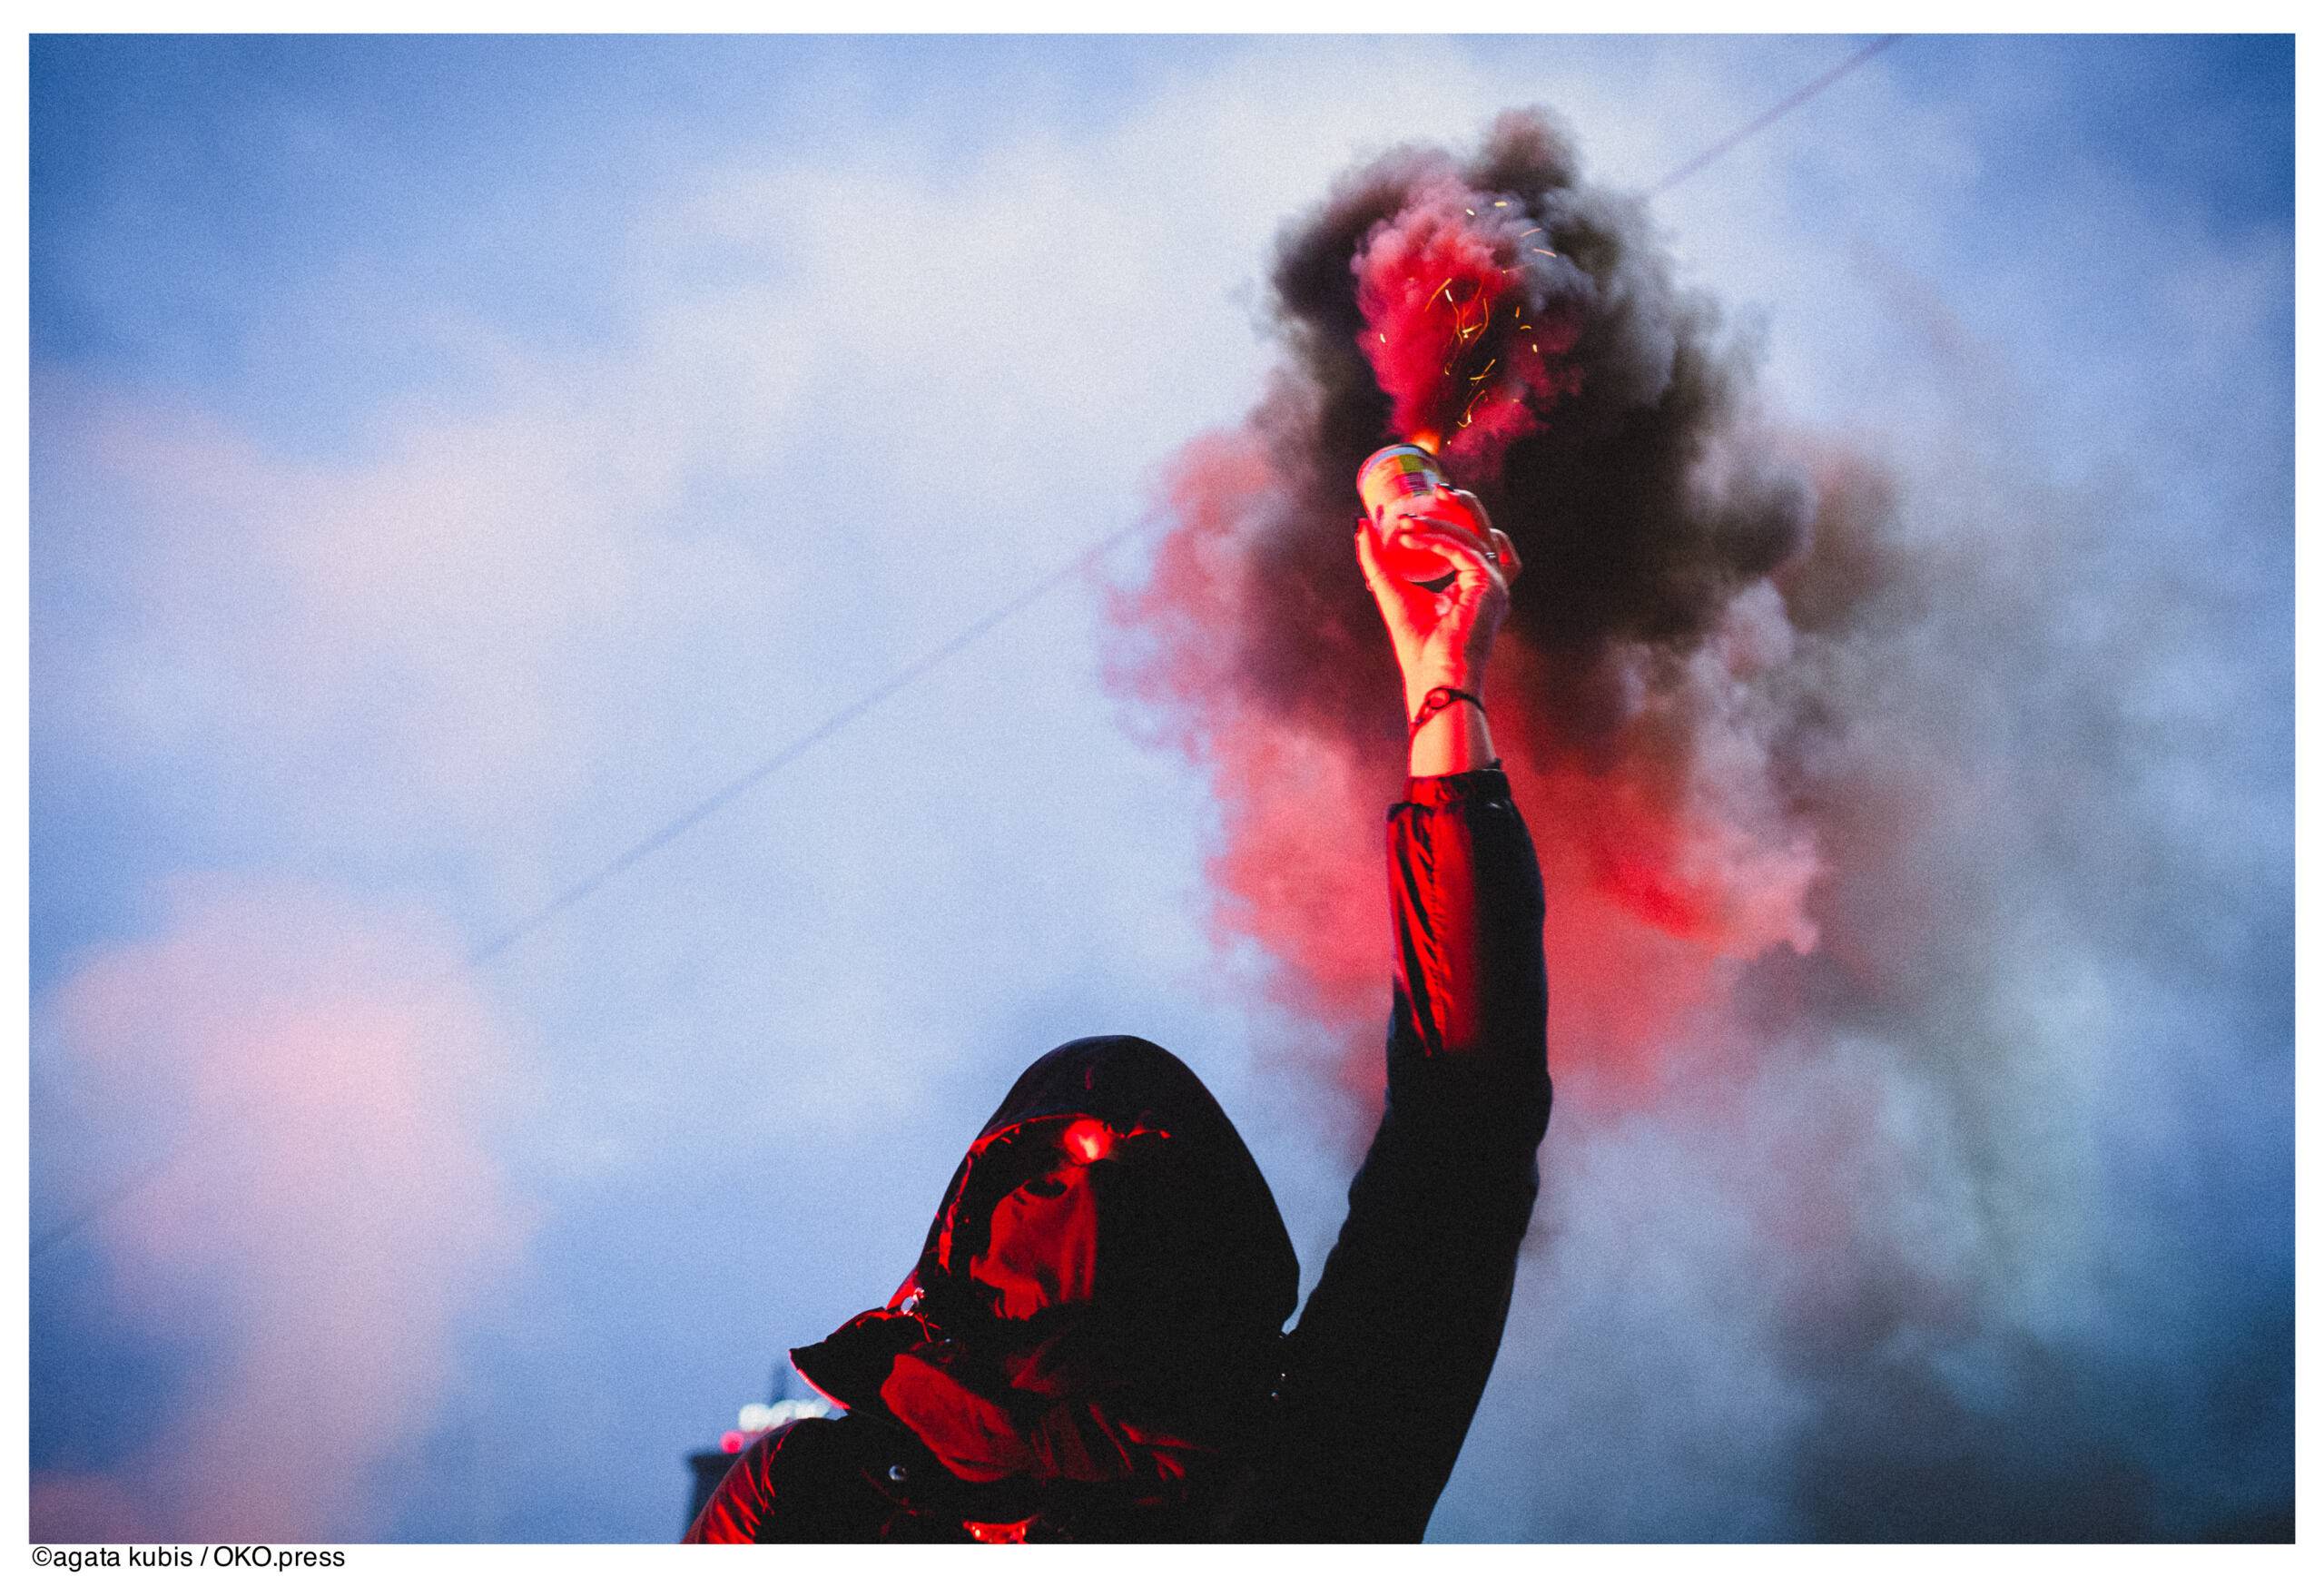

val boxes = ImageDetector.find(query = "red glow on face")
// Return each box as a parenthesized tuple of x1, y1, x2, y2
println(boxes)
(964, 1517, 1039, 1543)
(1060, 1118, 1112, 1165)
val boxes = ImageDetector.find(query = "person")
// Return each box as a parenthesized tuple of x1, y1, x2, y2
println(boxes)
(685, 490, 1549, 1543)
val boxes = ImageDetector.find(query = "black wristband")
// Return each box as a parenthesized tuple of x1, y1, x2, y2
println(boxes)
(1410, 685, 1485, 737)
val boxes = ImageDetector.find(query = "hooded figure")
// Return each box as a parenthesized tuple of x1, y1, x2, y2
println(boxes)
(686, 772, 1550, 1543)
(687, 490, 1548, 1542)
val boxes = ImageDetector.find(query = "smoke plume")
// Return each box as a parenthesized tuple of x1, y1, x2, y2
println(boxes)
(30, 878, 531, 1543)
(1110, 109, 1827, 1104)
(1107, 108, 2290, 1537)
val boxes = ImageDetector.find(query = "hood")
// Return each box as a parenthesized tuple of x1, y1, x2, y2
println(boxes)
(792, 1036, 1300, 1424)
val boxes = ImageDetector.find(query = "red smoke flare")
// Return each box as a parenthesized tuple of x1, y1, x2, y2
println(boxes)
(1353, 180, 1584, 476)
(1108, 113, 1849, 1118)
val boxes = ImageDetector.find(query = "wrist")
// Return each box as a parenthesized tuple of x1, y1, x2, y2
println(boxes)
(1403, 668, 1480, 717)
(1408, 685, 1485, 734)
(1407, 695, 1495, 776)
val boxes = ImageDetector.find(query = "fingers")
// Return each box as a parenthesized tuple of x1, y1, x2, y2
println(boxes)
(1354, 512, 1393, 601)
(1433, 490, 1520, 584)
(1406, 489, 1508, 567)
(1353, 511, 1388, 588)
(1402, 511, 1493, 558)
(1354, 515, 1430, 646)
(1401, 524, 1508, 599)
(1408, 485, 1519, 586)
(1488, 527, 1521, 585)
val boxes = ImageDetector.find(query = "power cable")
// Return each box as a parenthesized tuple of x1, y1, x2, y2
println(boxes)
(31, 34, 1904, 1259)
(463, 517, 1150, 971)
(462, 34, 1906, 975)
(1649, 34, 1901, 195)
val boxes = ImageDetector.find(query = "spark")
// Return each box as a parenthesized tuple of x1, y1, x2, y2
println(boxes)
(1492, 199, 1510, 208)
(1469, 358, 1498, 383)
(1457, 382, 1495, 429)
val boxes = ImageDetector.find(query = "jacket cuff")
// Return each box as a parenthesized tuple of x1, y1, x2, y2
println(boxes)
(1395, 763, 1511, 811)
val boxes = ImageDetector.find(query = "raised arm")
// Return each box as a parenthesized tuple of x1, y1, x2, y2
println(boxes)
(1268, 489, 1551, 1542)
(1358, 486, 1515, 779)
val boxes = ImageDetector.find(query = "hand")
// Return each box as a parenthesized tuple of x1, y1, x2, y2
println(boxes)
(1355, 487, 1522, 720)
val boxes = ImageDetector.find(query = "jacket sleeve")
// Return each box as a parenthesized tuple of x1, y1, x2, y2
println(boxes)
(683, 1424, 799, 1543)
(1270, 764, 1551, 1542)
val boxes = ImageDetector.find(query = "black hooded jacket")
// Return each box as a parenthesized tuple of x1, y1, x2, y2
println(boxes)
(685, 765, 1550, 1542)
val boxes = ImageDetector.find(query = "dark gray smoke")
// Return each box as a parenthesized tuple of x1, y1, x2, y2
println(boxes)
(1108, 109, 2292, 1539)
(1125, 109, 1820, 764)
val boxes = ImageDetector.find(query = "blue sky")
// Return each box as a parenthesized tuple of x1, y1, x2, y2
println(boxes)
(27, 34, 2293, 1542)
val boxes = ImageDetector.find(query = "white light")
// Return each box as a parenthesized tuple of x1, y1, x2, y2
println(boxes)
(735, 1396, 836, 1435)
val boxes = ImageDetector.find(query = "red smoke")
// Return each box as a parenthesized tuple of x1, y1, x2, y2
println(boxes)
(30, 877, 527, 1542)
(1111, 438, 1824, 1112)
(1107, 429, 1392, 1047)
(1352, 178, 1584, 473)
(1108, 113, 1848, 1114)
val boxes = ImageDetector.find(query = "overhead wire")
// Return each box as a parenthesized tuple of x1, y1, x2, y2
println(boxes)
(1649, 34, 1901, 195)
(475, 34, 1908, 975)
(462, 517, 1151, 971)
(31, 34, 1905, 1259)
